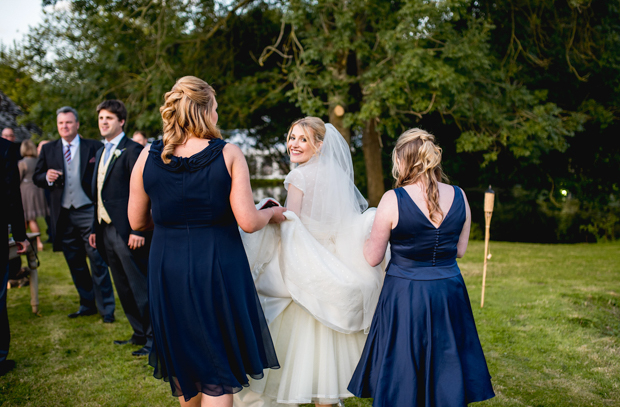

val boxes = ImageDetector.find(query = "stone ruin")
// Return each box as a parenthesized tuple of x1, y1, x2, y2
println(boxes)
(0, 90, 34, 142)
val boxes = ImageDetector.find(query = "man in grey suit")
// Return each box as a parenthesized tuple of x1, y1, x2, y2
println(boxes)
(89, 100, 152, 356)
(33, 107, 115, 322)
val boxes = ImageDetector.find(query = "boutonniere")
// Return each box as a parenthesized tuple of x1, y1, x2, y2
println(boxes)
(114, 148, 126, 158)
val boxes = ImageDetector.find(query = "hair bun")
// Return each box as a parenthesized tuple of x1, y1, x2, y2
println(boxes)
(391, 128, 448, 225)
(159, 76, 221, 164)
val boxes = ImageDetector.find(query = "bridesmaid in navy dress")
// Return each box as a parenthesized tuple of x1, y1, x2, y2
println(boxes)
(348, 128, 495, 406)
(128, 76, 285, 407)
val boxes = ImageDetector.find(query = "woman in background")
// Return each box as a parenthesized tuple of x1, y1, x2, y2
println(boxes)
(19, 139, 48, 251)
(348, 128, 495, 406)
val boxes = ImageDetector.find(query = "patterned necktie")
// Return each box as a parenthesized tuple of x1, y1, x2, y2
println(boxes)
(103, 142, 113, 164)
(64, 143, 72, 163)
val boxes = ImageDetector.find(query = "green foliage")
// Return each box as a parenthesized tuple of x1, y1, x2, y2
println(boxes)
(578, 196, 620, 242)
(467, 0, 620, 243)
(0, 49, 37, 115)
(2, 0, 295, 142)
(0, 47, 45, 137)
(260, 0, 586, 167)
(1, 0, 619, 242)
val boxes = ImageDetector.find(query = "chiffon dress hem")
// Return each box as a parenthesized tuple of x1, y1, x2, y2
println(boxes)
(144, 139, 279, 402)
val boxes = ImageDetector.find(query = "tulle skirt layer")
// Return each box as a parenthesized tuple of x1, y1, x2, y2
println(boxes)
(246, 302, 366, 405)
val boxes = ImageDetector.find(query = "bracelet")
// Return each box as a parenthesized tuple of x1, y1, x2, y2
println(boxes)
(270, 208, 275, 217)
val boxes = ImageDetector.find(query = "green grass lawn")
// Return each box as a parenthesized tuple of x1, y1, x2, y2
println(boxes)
(1, 236, 619, 406)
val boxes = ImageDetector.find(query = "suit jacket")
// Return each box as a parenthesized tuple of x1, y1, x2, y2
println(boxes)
(91, 136, 151, 263)
(33, 137, 100, 251)
(1, 138, 27, 251)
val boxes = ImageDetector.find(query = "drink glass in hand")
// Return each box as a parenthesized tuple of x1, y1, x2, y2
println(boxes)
(55, 169, 64, 186)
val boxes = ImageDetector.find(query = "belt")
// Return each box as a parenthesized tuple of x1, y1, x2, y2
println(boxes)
(386, 254, 460, 281)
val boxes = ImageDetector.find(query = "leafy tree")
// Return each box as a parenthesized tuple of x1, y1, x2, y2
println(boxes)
(471, 0, 620, 241)
(12, 0, 292, 142)
(259, 0, 585, 205)
(3, 0, 618, 241)
(0, 46, 45, 138)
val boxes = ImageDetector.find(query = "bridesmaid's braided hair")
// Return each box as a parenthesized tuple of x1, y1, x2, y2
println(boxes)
(160, 76, 221, 164)
(392, 128, 449, 225)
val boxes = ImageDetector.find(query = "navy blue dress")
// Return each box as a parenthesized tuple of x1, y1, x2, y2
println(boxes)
(348, 186, 495, 406)
(143, 139, 279, 401)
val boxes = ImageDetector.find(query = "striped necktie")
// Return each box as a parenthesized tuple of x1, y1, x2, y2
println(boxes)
(64, 143, 72, 163)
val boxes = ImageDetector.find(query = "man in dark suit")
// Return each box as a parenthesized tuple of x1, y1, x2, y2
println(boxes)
(1, 137, 30, 376)
(33, 107, 115, 322)
(88, 100, 152, 356)
(2, 127, 22, 161)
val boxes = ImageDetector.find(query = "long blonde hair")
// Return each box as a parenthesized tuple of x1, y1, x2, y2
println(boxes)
(160, 76, 221, 164)
(392, 128, 449, 224)
(286, 117, 326, 154)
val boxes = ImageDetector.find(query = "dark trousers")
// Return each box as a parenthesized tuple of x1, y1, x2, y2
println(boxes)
(61, 205, 115, 316)
(1, 254, 9, 363)
(101, 222, 152, 346)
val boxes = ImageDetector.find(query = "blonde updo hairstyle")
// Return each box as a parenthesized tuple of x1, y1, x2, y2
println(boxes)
(160, 76, 221, 164)
(286, 117, 326, 155)
(20, 139, 38, 158)
(392, 128, 449, 224)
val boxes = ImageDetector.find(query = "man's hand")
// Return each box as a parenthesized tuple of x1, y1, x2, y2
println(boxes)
(89, 234, 97, 248)
(16, 239, 30, 254)
(128, 234, 145, 250)
(46, 169, 62, 183)
(267, 206, 287, 224)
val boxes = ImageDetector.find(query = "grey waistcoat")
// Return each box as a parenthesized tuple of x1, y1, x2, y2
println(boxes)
(61, 145, 93, 209)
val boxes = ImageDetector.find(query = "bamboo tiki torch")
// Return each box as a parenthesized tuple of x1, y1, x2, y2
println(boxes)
(480, 185, 495, 308)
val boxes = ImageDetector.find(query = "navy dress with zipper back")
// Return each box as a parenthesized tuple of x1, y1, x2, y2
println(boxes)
(143, 139, 279, 401)
(348, 185, 495, 407)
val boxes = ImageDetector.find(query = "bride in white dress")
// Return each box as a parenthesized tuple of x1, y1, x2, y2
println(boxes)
(235, 117, 386, 407)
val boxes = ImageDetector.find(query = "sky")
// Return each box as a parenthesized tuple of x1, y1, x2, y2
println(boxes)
(0, 0, 45, 47)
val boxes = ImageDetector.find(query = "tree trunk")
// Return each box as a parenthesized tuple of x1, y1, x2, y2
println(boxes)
(362, 118, 384, 206)
(329, 104, 350, 145)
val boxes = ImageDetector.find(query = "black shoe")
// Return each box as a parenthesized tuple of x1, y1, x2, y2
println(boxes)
(0, 360, 16, 377)
(102, 314, 115, 323)
(132, 346, 150, 357)
(114, 337, 146, 346)
(68, 308, 97, 318)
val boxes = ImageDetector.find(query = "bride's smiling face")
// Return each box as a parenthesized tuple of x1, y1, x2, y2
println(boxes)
(288, 124, 320, 164)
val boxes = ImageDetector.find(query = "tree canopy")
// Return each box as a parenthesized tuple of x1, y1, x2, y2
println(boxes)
(1, 0, 618, 242)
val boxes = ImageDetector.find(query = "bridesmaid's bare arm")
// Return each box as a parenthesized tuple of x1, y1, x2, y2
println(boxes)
(128, 146, 154, 231)
(364, 190, 398, 267)
(456, 188, 471, 258)
(224, 143, 286, 232)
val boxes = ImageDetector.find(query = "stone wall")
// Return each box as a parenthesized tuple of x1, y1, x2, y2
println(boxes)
(0, 90, 31, 141)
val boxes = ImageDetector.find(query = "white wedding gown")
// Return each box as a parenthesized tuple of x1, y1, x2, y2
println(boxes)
(235, 131, 387, 406)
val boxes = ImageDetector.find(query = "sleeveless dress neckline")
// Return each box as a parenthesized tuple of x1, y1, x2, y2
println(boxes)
(398, 185, 457, 230)
(148, 138, 226, 172)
